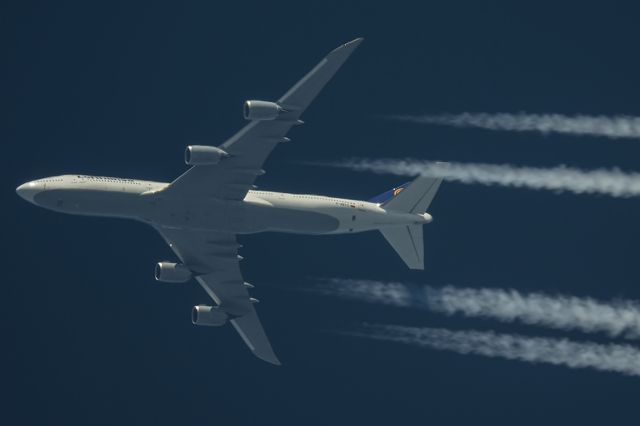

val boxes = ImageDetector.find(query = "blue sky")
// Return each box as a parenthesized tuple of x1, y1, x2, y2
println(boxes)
(5, 1, 640, 425)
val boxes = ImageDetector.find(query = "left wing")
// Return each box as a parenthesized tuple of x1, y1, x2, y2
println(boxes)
(164, 38, 363, 200)
(154, 225, 280, 365)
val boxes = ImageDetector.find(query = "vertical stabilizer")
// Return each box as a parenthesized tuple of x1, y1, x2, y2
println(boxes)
(378, 176, 442, 270)
(382, 176, 442, 214)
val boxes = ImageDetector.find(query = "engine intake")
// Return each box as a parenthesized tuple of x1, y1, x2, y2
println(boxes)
(243, 100, 284, 121)
(192, 305, 228, 327)
(154, 262, 192, 283)
(185, 145, 229, 165)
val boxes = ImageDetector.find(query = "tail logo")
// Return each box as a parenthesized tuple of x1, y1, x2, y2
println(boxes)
(393, 187, 404, 197)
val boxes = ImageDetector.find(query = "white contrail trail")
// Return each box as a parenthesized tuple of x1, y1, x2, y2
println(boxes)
(330, 158, 640, 198)
(346, 324, 640, 377)
(427, 286, 640, 340)
(316, 279, 640, 339)
(389, 113, 640, 139)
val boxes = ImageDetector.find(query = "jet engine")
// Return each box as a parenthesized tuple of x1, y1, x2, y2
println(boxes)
(243, 100, 284, 121)
(192, 305, 228, 327)
(184, 145, 229, 165)
(154, 262, 192, 283)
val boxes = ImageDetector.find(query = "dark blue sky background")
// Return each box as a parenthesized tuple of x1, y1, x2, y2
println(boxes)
(5, 1, 640, 425)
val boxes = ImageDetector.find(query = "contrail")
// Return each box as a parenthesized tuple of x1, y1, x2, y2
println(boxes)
(330, 158, 640, 198)
(389, 113, 640, 139)
(344, 324, 640, 377)
(315, 279, 640, 339)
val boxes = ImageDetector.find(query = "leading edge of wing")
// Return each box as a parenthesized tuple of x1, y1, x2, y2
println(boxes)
(165, 38, 364, 200)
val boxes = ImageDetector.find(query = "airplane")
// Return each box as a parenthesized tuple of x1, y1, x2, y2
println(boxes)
(15, 38, 442, 365)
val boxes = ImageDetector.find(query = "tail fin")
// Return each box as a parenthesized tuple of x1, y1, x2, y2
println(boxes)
(368, 181, 412, 205)
(378, 176, 442, 270)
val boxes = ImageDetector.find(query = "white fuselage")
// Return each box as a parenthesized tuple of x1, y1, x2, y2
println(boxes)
(16, 174, 431, 234)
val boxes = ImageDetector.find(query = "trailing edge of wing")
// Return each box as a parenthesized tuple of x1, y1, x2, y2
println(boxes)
(153, 226, 280, 365)
(231, 312, 281, 365)
(277, 37, 364, 114)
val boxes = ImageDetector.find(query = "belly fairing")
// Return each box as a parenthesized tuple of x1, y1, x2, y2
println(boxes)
(245, 205, 340, 234)
(141, 196, 340, 234)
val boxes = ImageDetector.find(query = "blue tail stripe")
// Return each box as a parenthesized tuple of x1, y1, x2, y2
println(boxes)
(368, 181, 411, 204)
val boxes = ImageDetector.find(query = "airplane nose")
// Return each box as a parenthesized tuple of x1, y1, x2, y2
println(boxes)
(16, 181, 42, 203)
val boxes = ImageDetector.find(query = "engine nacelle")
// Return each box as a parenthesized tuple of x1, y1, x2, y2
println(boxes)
(154, 262, 192, 283)
(243, 100, 284, 121)
(192, 305, 228, 327)
(185, 145, 229, 165)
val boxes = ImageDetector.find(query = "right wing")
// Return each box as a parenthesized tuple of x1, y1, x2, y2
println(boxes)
(164, 38, 364, 201)
(154, 225, 280, 365)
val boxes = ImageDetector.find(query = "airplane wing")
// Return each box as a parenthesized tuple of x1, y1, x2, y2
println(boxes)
(154, 225, 281, 365)
(164, 37, 363, 200)
(152, 39, 363, 365)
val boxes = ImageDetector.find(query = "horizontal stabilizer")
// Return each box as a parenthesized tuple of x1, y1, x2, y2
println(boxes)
(380, 225, 424, 270)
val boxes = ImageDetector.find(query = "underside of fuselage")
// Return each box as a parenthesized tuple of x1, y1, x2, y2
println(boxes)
(17, 175, 431, 238)
(17, 177, 351, 235)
